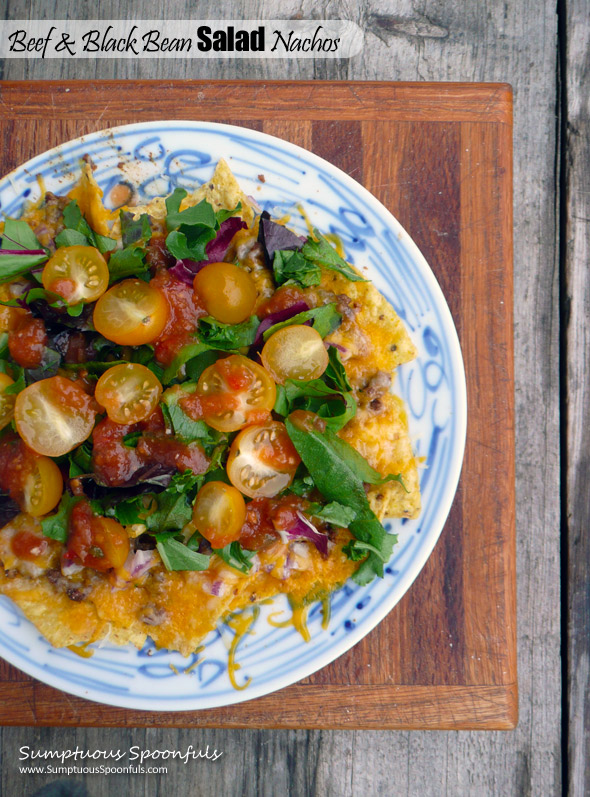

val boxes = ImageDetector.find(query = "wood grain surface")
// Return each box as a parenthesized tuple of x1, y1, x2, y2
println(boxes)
(0, 0, 564, 795)
(565, 0, 590, 795)
(0, 80, 516, 732)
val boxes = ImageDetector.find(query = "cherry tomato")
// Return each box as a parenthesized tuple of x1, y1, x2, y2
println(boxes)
(95, 363, 162, 424)
(192, 481, 246, 549)
(0, 373, 16, 431)
(42, 245, 109, 305)
(0, 435, 63, 516)
(181, 354, 276, 433)
(193, 262, 257, 324)
(226, 421, 301, 499)
(67, 500, 130, 572)
(15, 376, 97, 456)
(93, 279, 169, 346)
(0, 283, 28, 332)
(261, 324, 329, 384)
(22, 455, 63, 516)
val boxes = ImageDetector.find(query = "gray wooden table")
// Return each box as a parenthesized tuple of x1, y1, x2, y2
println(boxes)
(0, 0, 584, 794)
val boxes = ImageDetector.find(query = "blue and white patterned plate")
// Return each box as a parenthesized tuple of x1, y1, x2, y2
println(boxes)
(0, 121, 466, 711)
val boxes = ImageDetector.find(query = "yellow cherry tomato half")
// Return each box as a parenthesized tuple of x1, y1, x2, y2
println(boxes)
(261, 324, 329, 385)
(93, 279, 169, 346)
(190, 354, 276, 433)
(15, 376, 97, 457)
(42, 245, 109, 305)
(95, 363, 162, 425)
(192, 481, 246, 549)
(22, 456, 63, 517)
(193, 262, 257, 324)
(226, 421, 301, 499)
(0, 373, 16, 431)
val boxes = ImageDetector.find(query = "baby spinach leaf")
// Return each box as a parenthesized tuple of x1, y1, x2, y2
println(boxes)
(301, 229, 366, 282)
(2, 219, 44, 252)
(156, 534, 210, 571)
(0, 219, 48, 281)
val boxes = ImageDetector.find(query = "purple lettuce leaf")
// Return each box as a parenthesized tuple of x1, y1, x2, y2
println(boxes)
(257, 211, 306, 267)
(168, 217, 247, 285)
(252, 301, 310, 347)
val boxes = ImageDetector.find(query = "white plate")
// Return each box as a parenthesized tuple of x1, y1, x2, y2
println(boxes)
(0, 121, 466, 710)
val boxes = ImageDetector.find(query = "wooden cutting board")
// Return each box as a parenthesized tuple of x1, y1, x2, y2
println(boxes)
(0, 81, 515, 730)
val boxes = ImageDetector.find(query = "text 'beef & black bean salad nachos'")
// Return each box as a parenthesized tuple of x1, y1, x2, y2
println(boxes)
(0, 159, 420, 663)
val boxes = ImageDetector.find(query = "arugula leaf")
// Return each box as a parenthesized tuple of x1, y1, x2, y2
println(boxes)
(344, 527, 399, 585)
(104, 209, 151, 281)
(273, 249, 321, 288)
(0, 333, 8, 358)
(165, 191, 217, 231)
(262, 303, 341, 341)
(215, 203, 241, 225)
(138, 471, 200, 533)
(273, 385, 289, 416)
(155, 534, 210, 571)
(107, 246, 149, 282)
(301, 229, 366, 282)
(162, 384, 223, 446)
(307, 501, 357, 527)
(162, 341, 216, 384)
(3, 366, 25, 395)
(122, 431, 141, 448)
(185, 349, 222, 382)
(198, 315, 260, 350)
(285, 418, 399, 584)
(165, 228, 215, 262)
(281, 378, 356, 432)
(67, 302, 85, 317)
(164, 192, 221, 261)
(41, 492, 81, 542)
(323, 434, 406, 488)
(324, 347, 352, 392)
(289, 471, 315, 497)
(145, 490, 193, 532)
(69, 441, 93, 478)
(54, 229, 89, 248)
(213, 541, 256, 574)
(61, 200, 117, 253)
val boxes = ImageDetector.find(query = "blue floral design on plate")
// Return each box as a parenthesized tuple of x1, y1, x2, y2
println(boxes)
(0, 122, 466, 711)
